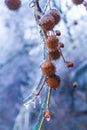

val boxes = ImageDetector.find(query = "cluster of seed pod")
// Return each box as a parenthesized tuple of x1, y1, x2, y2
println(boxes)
(39, 9, 62, 90)
(40, 9, 60, 32)
(40, 9, 74, 90)
(36, 8, 75, 125)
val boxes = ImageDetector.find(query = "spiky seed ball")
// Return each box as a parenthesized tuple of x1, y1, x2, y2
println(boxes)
(40, 14, 55, 32)
(48, 49, 60, 60)
(47, 74, 61, 89)
(66, 62, 74, 68)
(48, 9, 61, 25)
(5, 0, 21, 10)
(72, 0, 84, 5)
(46, 35, 58, 49)
(41, 61, 55, 76)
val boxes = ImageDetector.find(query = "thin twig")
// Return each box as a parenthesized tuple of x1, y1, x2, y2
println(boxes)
(44, 0, 50, 13)
(35, 77, 47, 96)
(59, 47, 66, 63)
(38, 88, 52, 130)
(38, 117, 45, 130)
(35, 0, 42, 12)
(46, 88, 52, 109)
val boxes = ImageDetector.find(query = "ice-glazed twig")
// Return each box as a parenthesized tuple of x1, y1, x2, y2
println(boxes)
(24, 0, 48, 106)
(38, 116, 45, 130)
(23, 75, 44, 106)
(38, 88, 52, 130)
(35, 77, 47, 96)
(33, 88, 48, 130)
(33, 87, 52, 130)
(52, 0, 74, 42)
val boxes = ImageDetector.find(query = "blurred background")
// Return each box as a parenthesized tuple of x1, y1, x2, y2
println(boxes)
(0, 0, 87, 130)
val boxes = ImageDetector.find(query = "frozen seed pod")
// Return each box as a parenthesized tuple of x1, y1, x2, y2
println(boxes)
(48, 49, 60, 60)
(55, 30, 61, 36)
(72, 0, 84, 5)
(40, 14, 55, 31)
(48, 9, 61, 25)
(41, 61, 55, 76)
(73, 82, 78, 88)
(5, 0, 21, 10)
(66, 62, 74, 68)
(47, 74, 61, 89)
(59, 43, 64, 48)
(46, 35, 58, 49)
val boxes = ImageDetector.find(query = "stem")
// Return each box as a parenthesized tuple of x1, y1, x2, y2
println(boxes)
(59, 48, 66, 63)
(44, 0, 50, 13)
(46, 88, 52, 109)
(38, 88, 52, 130)
(35, 0, 42, 13)
(23, 75, 44, 105)
(35, 77, 47, 96)
(38, 117, 45, 130)
(31, 77, 47, 102)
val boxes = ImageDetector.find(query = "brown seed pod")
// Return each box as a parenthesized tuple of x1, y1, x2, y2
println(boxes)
(46, 35, 58, 49)
(66, 62, 74, 68)
(59, 43, 64, 48)
(41, 61, 56, 76)
(40, 14, 55, 31)
(55, 30, 61, 36)
(47, 74, 61, 89)
(48, 9, 61, 25)
(72, 0, 84, 5)
(73, 82, 78, 88)
(48, 49, 60, 60)
(5, 0, 21, 10)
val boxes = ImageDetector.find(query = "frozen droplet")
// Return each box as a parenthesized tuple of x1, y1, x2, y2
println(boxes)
(41, 38, 44, 42)
(46, 118, 50, 121)
(24, 104, 29, 109)
(29, 1, 35, 8)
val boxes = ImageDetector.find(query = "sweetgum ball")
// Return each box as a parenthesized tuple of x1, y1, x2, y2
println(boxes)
(47, 74, 61, 89)
(5, 0, 21, 10)
(48, 9, 61, 25)
(48, 49, 60, 60)
(72, 0, 84, 5)
(40, 14, 55, 31)
(46, 35, 58, 49)
(41, 60, 56, 76)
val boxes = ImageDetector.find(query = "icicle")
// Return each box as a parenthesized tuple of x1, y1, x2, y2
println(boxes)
(23, 75, 44, 106)
(29, 1, 35, 8)
(46, 117, 50, 121)
(24, 104, 29, 109)
(33, 88, 48, 130)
